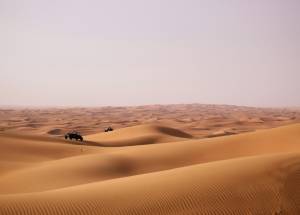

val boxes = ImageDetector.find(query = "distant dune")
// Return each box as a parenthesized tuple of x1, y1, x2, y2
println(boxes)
(1, 104, 299, 138)
(0, 105, 300, 214)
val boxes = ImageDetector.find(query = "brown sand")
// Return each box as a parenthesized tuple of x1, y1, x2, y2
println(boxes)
(0, 104, 300, 214)
(1, 104, 299, 137)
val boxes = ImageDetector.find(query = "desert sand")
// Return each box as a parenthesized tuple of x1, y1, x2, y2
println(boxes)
(0, 104, 300, 214)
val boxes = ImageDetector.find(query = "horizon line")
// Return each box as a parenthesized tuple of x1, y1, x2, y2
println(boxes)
(0, 103, 299, 110)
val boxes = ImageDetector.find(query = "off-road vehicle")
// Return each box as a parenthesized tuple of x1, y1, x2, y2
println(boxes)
(105, 127, 114, 132)
(65, 131, 83, 141)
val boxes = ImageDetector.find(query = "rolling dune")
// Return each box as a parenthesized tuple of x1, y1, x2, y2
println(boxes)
(0, 109, 300, 214)
(1, 153, 300, 214)
(85, 124, 193, 146)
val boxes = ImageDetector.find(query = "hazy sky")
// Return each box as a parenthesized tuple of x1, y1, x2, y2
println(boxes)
(1, 0, 299, 107)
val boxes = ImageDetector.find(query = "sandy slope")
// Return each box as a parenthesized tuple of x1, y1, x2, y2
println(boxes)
(0, 133, 101, 175)
(1, 154, 300, 214)
(0, 122, 300, 214)
(85, 124, 193, 146)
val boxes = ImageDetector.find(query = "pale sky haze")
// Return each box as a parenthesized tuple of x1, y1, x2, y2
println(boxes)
(1, 0, 299, 107)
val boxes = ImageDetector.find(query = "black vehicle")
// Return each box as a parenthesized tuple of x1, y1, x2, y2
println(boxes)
(105, 127, 114, 132)
(65, 131, 83, 141)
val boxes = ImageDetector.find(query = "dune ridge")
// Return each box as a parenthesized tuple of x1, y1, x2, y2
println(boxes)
(85, 124, 193, 146)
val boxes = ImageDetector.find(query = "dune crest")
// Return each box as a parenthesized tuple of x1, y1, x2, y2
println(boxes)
(85, 124, 193, 146)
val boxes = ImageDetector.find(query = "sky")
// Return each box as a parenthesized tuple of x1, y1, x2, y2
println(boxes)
(0, 0, 299, 107)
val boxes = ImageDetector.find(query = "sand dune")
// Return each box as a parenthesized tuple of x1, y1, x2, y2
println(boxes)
(85, 124, 193, 146)
(1, 104, 299, 137)
(1, 123, 300, 196)
(1, 153, 300, 214)
(1, 106, 300, 214)
(0, 133, 101, 176)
